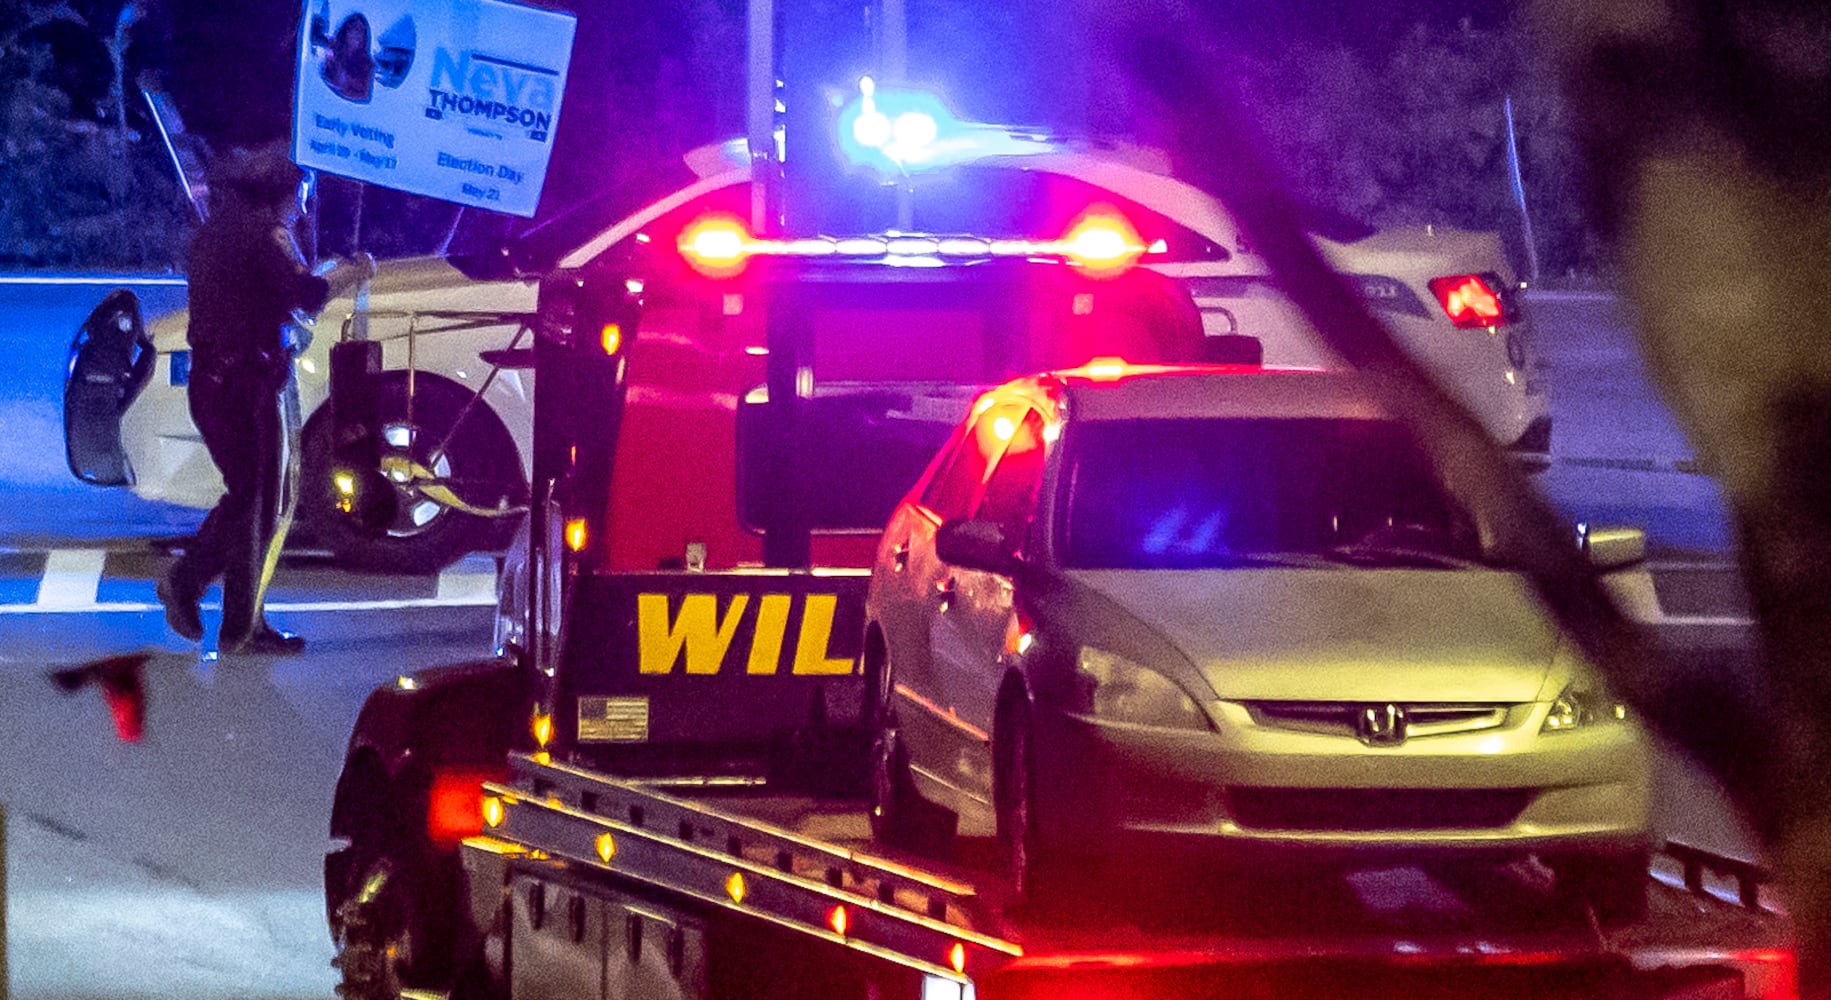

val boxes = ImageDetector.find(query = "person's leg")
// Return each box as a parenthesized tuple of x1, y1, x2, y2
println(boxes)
(161, 374, 259, 640)
(247, 376, 306, 654)
(219, 382, 282, 652)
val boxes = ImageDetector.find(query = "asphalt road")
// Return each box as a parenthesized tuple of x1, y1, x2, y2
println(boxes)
(1, 595, 493, 999)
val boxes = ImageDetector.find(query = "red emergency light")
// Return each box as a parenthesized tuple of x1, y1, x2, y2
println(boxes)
(1060, 209, 1145, 275)
(678, 214, 751, 278)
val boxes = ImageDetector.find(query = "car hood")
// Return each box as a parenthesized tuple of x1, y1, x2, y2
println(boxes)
(1064, 568, 1557, 703)
(146, 255, 536, 351)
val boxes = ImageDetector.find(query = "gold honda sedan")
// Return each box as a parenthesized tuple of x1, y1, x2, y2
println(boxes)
(863, 363, 1650, 920)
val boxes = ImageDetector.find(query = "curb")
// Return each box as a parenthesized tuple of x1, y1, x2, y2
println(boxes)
(1522, 288, 1619, 304)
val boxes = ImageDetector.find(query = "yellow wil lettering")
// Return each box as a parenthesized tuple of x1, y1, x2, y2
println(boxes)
(637, 593, 750, 674)
(791, 594, 854, 675)
(746, 594, 792, 674)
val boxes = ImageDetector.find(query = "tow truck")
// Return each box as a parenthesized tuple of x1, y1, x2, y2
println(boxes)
(322, 16, 1793, 1000)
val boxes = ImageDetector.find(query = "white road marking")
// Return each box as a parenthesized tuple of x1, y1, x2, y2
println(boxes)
(0, 274, 186, 285)
(436, 558, 499, 604)
(1520, 288, 1617, 304)
(34, 549, 106, 608)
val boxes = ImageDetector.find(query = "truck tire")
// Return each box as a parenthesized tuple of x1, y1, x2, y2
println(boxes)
(332, 857, 416, 1000)
(329, 766, 461, 999)
(301, 378, 523, 574)
(1550, 849, 1651, 927)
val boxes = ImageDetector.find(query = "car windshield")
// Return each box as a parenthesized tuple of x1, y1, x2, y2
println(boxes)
(1058, 417, 1477, 569)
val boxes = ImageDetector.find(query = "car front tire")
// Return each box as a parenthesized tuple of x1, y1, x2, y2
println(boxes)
(995, 700, 1072, 906)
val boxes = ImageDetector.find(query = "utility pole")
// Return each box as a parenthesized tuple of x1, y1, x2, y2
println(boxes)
(747, 0, 780, 237)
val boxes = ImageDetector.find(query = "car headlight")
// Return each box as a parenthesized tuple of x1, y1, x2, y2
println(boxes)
(1076, 647, 1209, 730)
(1541, 680, 1628, 733)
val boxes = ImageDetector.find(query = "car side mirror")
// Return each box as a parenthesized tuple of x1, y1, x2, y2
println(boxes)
(1579, 524, 1646, 571)
(935, 519, 1021, 575)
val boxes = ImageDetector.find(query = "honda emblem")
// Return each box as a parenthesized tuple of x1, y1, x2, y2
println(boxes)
(1357, 703, 1407, 746)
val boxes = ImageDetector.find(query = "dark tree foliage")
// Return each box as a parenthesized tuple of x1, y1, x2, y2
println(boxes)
(0, 1, 191, 270)
(5, 0, 1597, 280)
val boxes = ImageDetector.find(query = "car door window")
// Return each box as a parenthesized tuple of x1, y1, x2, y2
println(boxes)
(921, 416, 998, 521)
(973, 409, 1047, 550)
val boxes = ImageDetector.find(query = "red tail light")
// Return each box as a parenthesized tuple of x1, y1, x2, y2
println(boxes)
(428, 769, 505, 843)
(1428, 274, 1508, 328)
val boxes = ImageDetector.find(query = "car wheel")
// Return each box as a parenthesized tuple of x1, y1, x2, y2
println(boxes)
(1550, 849, 1650, 927)
(301, 380, 523, 574)
(869, 702, 953, 853)
(995, 702, 1068, 904)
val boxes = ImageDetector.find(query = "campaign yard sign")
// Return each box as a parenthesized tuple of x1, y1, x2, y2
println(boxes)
(293, 0, 577, 217)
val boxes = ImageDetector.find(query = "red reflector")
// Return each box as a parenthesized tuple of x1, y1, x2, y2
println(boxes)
(1428, 274, 1507, 328)
(50, 654, 148, 744)
(103, 683, 144, 744)
(428, 770, 503, 843)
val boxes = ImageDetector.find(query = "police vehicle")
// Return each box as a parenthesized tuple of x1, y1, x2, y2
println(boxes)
(64, 85, 1544, 573)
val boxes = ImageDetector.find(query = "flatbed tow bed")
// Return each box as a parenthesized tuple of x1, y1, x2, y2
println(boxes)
(453, 752, 1794, 1000)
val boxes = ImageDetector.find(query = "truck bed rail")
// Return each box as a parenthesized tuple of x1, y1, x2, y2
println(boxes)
(482, 752, 1020, 985)
(473, 753, 1794, 998)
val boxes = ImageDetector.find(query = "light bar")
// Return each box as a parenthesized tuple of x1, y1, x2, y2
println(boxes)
(837, 78, 1060, 173)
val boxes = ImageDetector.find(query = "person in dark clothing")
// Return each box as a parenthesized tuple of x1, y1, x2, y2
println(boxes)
(157, 144, 370, 655)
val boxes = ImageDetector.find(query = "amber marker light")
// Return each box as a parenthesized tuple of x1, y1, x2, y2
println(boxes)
(600, 323, 623, 355)
(1083, 356, 1128, 380)
(595, 833, 617, 863)
(1060, 209, 1144, 275)
(531, 711, 554, 748)
(950, 942, 967, 975)
(725, 872, 747, 904)
(565, 518, 588, 552)
(482, 796, 505, 828)
(828, 905, 849, 937)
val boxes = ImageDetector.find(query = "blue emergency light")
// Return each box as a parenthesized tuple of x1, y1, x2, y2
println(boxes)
(835, 78, 1058, 174)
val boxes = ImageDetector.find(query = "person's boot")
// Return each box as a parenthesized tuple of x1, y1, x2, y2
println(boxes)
(155, 574, 204, 642)
(239, 622, 306, 656)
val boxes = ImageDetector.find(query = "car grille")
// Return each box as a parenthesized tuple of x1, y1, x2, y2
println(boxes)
(1245, 702, 1510, 741)
(1228, 788, 1534, 832)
